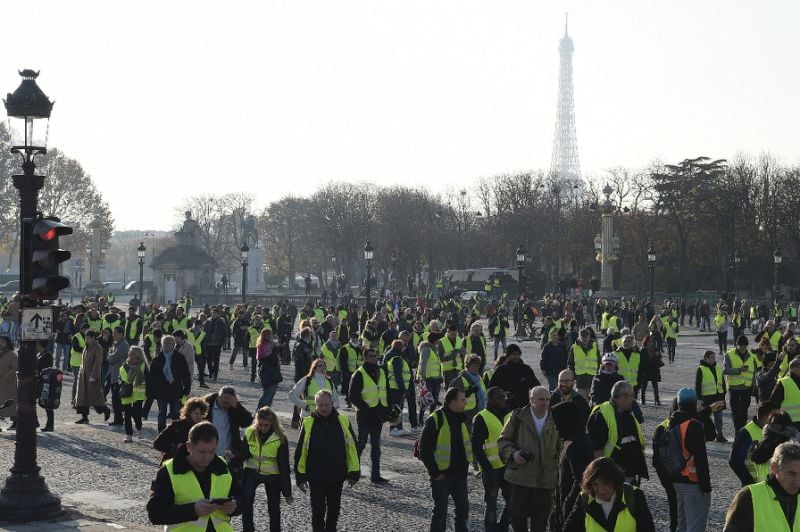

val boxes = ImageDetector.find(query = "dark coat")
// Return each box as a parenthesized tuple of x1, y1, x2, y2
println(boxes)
(153, 418, 195, 465)
(203, 393, 253, 458)
(488, 360, 541, 410)
(146, 351, 191, 401)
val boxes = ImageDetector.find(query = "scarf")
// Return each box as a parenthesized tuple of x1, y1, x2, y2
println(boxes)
(464, 371, 486, 410)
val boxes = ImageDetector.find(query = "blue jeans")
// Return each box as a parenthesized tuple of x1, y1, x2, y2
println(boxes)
(156, 398, 181, 433)
(356, 415, 383, 480)
(702, 398, 724, 436)
(482, 467, 510, 532)
(258, 384, 278, 409)
(55, 343, 70, 371)
(430, 473, 469, 532)
(493, 337, 507, 358)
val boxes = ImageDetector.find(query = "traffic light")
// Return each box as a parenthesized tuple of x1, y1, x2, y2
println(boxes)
(38, 368, 63, 410)
(30, 215, 72, 300)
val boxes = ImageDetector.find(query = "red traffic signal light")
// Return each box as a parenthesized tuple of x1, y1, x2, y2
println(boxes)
(30, 216, 72, 300)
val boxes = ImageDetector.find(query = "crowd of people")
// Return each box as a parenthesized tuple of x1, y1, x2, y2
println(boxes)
(4, 290, 800, 530)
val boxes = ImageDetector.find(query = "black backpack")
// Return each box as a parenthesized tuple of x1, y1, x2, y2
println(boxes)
(658, 421, 690, 477)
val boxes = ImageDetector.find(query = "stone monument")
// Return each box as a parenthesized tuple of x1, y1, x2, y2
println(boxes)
(84, 212, 106, 294)
(150, 211, 217, 304)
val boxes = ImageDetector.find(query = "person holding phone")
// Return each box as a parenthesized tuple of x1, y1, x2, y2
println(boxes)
(147, 421, 242, 531)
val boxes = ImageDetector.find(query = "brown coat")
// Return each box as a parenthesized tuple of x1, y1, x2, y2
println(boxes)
(0, 348, 17, 417)
(75, 342, 105, 407)
(498, 406, 561, 489)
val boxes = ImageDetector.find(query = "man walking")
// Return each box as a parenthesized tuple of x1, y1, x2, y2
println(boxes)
(724, 335, 758, 433)
(147, 335, 191, 433)
(498, 386, 559, 531)
(472, 386, 511, 532)
(420, 387, 472, 532)
(106, 327, 129, 426)
(349, 347, 390, 483)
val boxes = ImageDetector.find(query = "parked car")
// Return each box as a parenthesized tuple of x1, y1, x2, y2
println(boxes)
(125, 280, 154, 292)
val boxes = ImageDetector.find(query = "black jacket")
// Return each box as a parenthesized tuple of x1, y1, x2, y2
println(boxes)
(550, 389, 590, 430)
(203, 393, 253, 458)
(203, 316, 227, 346)
(563, 484, 655, 532)
(488, 360, 540, 410)
(147, 444, 243, 526)
(550, 400, 595, 531)
(471, 405, 509, 473)
(293, 339, 313, 381)
(153, 418, 194, 466)
(590, 372, 625, 406)
(541, 342, 568, 377)
(349, 362, 389, 421)
(669, 409, 712, 492)
(420, 406, 469, 478)
(293, 410, 360, 484)
(146, 351, 191, 401)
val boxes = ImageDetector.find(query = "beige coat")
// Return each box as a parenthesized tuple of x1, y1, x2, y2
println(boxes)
(75, 342, 105, 407)
(0, 348, 17, 417)
(498, 406, 560, 489)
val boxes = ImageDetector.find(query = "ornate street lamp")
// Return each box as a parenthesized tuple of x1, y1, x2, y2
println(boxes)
(647, 245, 656, 303)
(364, 240, 374, 308)
(137, 242, 146, 307)
(774, 248, 782, 299)
(733, 251, 741, 296)
(0, 70, 61, 520)
(241, 243, 249, 304)
(515, 245, 527, 337)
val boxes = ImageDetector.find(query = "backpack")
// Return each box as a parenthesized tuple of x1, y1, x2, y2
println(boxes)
(658, 421, 691, 477)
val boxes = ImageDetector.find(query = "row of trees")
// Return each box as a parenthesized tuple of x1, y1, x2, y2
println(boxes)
(0, 124, 113, 274)
(176, 152, 800, 298)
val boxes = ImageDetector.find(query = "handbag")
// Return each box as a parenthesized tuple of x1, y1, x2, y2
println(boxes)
(119, 382, 133, 399)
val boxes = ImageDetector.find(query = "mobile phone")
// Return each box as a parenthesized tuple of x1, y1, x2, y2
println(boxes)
(209, 497, 232, 505)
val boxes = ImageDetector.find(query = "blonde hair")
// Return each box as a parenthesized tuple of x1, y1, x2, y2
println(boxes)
(254, 406, 285, 441)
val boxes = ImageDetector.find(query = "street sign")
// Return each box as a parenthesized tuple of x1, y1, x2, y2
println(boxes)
(21, 307, 53, 340)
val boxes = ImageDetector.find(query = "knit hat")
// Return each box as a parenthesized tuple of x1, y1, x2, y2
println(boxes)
(677, 387, 697, 408)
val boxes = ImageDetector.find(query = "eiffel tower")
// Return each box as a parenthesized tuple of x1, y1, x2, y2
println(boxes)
(550, 14, 581, 184)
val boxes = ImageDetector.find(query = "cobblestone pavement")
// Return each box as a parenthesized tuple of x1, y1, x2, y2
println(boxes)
(0, 324, 745, 531)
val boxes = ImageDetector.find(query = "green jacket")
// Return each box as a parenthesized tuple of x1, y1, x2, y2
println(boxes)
(498, 406, 560, 489)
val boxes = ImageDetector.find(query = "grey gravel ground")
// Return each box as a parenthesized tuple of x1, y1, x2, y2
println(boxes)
(0, 323, 745, 531)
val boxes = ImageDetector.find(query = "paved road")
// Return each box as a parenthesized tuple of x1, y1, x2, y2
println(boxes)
(0, 324, 746, 531)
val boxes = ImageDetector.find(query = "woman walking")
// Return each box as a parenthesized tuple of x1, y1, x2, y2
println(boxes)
(289, 358, 338, 418)
(119, 346, 148, 441)
(153, 396, 207, 462)
(238, 406, 293, 532)
(75, 330, 111, 424)
(257, 329, 283, 408)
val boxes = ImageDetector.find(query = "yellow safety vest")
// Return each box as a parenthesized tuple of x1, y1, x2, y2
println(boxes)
(474, 409, 509, 471)
(769, 331, 783, 352)
(492, 319, 507, 337)
(664, 321, 678, 340)
(172, 316, 189, 334)
(615, 350, 641, 387)
(749, 481, 800, 531)
(247, 326, 262, 349)
(126, 317, 142, 342)
(353, 365, 387, 409)
(187, 330, 205, 356)
(584, 485, 639, 532)
(744, 421, 768, 483)
(440, 336, 464, 372)
(70, 333, 86, 367)
(303, 376, 334, 410)
(119, 362, 147, 405)
(464, 335, 486, 356)
(459, 374, 486, 412)
(385, 355, 411, 390)
(418, 346, 442, 379)
(320, 343, 341, 372)
(88, 318, 101, 331)
(296, 414, 360, 475)
(342, 344, 361, 373)
(592, 401, 644, 458)
(572, 342, 599, 376)
(779, 376, 800, 423)
(243, 426, 282, 475)
(432, 408, 473, 471)
(698, 365, 725, 397)
(727, 349, 757, 388)
(164, 459, 233, 532)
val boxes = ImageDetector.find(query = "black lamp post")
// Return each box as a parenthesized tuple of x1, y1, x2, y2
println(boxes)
(241, 243, 249, 304)
(221, 273, 229, 306)
(647, 245, 656, 304)
(725, 253, 734, 298)
(364, 240, 374, 308)
(137, 242, 146, 307)
(774, 248, 782, 300)
(0, 70, 61, 520)
(515, 245, 526, 337)
(733, 251, 741, 297)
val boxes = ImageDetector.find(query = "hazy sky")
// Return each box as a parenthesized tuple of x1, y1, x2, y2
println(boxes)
(3, 1, 798, 231)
